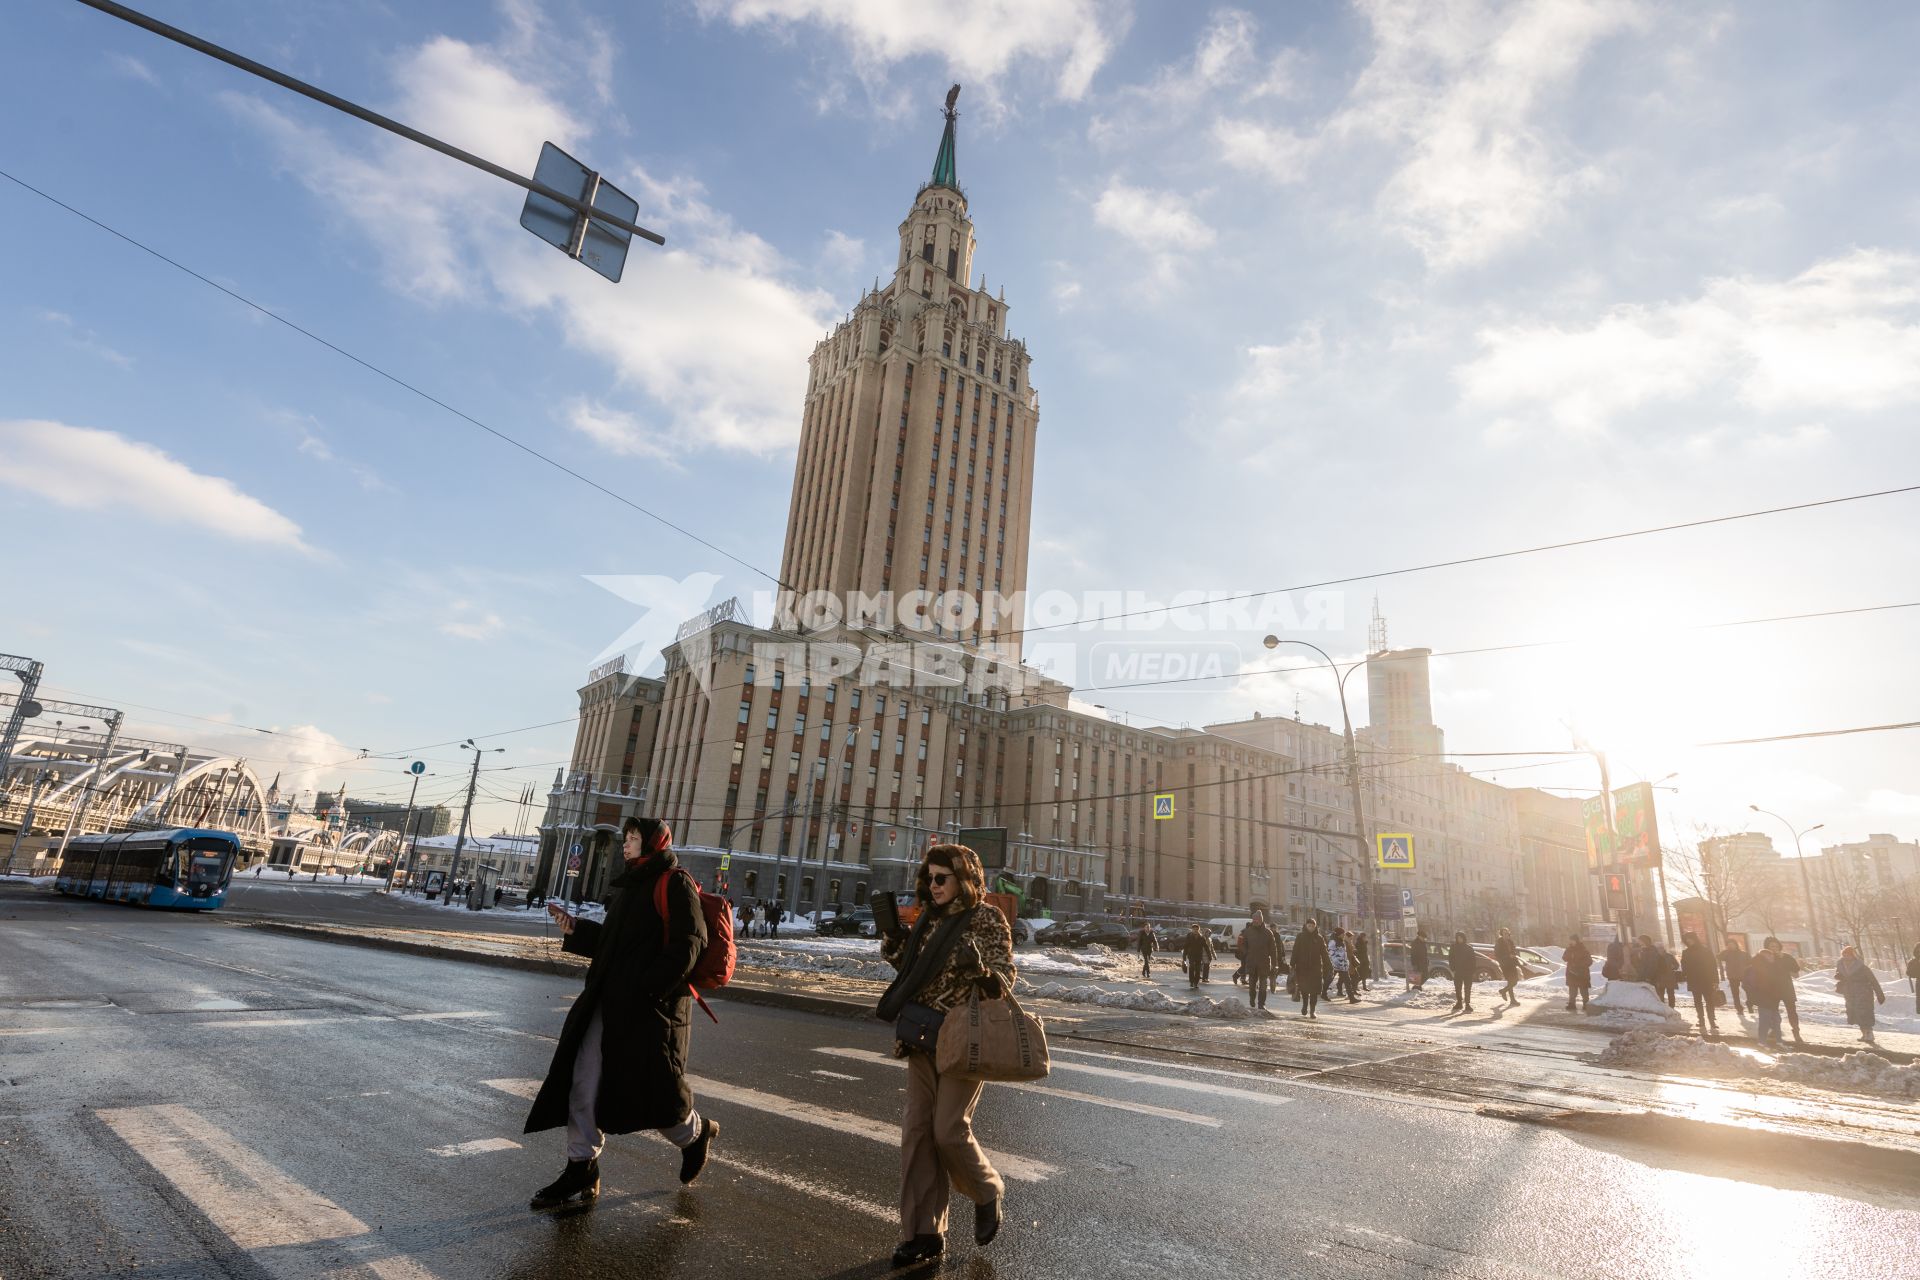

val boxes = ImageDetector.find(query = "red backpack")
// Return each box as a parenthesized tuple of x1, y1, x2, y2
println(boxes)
(654, 868, 736, 1023)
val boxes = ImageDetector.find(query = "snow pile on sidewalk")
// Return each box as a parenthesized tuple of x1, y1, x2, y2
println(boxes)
(1590, 980, 1688, 1028)
(1022, 980, 1266, 1020)
(1596, 1027, 1920, 1099)
(736, 943, 896, 983)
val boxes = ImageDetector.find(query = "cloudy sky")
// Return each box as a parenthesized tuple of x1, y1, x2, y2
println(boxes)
(3, 0, 1916, 850)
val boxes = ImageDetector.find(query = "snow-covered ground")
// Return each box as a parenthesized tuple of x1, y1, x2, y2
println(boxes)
(730, 935, 1145, 986)
(1596, 1026, 1920, 1099)
(232, 867, 390, 887)
(1023, 981, 1268, 1020)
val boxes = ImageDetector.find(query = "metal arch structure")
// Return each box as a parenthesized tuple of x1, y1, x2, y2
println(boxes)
(126, 756, 272, 837)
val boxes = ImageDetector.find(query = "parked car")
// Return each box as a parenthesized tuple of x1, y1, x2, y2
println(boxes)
(1381, 942, 1552, 983)
(822, 908, 876, 938)
(1034, 920, 1093, 948)
(1083, 921, 1141, 950)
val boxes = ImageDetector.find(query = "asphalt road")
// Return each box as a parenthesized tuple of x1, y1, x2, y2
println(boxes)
(5, 885, 1918, 1280)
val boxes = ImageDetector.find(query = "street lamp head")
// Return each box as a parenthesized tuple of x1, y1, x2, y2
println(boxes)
(1807, 823, 1825, 833)
(1748, 803, 1761, 812)
(1262, 634, 1279, 650)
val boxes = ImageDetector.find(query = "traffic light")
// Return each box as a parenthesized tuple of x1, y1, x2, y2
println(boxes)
(1604, 872, 1628, 909)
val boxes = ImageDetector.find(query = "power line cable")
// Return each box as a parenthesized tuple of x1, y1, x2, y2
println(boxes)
(0, 166, 791, 589)
(984, 489, 1920, 646)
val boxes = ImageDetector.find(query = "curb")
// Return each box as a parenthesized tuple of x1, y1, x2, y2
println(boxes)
(244, 920, 879, 1019)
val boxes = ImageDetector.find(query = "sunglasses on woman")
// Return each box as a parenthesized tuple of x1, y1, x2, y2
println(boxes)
(926, 871, 954, 887)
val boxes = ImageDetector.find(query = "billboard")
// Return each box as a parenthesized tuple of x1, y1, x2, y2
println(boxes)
(1611, 781, 1660, 868)
(1581, 795, 1615, 869)
(957, 826, 1008, 870)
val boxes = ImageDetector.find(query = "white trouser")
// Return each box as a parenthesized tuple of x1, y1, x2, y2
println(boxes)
(566, 1010, 701, 1160)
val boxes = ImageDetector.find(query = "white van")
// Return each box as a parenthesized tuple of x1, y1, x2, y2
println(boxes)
(1204, 917, 1251, 955)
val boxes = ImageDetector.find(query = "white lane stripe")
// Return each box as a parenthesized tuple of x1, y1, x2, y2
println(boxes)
(812, 1069, 862, 1081)
(429, 1137, 521, 1157)
(482, 1076, 1057, 1183)
(394, 1011, 494, 1021)
(197, 1017, 365, 1028)
(1040, 1053, 1295, 1108)
(480, 1080, 893, 1223)
(687, 1075, 1059, 1183)
(97, 1104, 437, 1280)
(815, 1048, 1222, 1128)
(1051, 1046, 1475, 1115)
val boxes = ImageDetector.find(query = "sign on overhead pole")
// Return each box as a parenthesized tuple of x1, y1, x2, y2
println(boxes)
(1375, 832, 1414, 870)
(1153, 793, 1175, 820)
(521, 141, 642, 283)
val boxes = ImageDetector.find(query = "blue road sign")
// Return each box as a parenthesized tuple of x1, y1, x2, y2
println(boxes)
(1153, 793, 1175, 819)
(410, 760, 426, 775)
(521, 141, 640, 283)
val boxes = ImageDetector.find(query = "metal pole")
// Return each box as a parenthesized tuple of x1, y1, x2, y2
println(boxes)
(447, 749, 482, 896)
(56, 713, 121, 861)
(0, 657, 44, 780)
(5, 770, 49, 875)
(385, 770, 421, 893)
(71, 0, 665, 246)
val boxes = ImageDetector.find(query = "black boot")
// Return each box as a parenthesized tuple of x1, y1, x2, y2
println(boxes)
(891, 1234, 944, 1267)
(530, 1158, 599, 1210)
(975, 1197, 1001, 1246)
(679, 1116, 718, 1185)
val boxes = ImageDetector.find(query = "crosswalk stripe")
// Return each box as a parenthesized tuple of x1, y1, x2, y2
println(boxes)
(394, 1011, 495, 1022)
(1050, 1045, 1473, 1114)
(97, 1104, 437, 1279)
(481, 1076, 1058, 1182)
(429, 1137, 521, 1157)
(1042, 1052, 1295, 1108)
(815, 1048, 1221, 1128)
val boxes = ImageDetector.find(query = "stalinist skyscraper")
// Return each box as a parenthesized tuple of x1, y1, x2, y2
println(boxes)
(778, 86, 1037, 647)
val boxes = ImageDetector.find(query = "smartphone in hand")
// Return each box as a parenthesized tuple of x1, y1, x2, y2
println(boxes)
(871, 893, 903, 940)
(546, 901, 575, 934)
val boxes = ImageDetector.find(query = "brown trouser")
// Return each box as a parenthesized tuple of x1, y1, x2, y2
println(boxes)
(900, 1049, 1004, 1240)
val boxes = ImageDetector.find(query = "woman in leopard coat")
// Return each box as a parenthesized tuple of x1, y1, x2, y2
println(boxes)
(878, 843, 1016, 1267)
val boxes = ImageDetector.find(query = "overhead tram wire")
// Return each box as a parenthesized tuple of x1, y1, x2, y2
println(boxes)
(0, 168, 795, 595)
(1069, 598, 1920, 698)
(983, 492, 1920, 649)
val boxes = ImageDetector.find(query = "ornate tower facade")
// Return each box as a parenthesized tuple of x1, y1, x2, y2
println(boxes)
(778, 86, 1037, 648)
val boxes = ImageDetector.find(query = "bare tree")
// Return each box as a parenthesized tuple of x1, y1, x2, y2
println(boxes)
(1667, 825, 1776, 940)
(1819, 850, 1885, 961)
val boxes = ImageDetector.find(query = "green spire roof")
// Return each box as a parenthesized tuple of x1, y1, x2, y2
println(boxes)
(929, 83, 960, 190)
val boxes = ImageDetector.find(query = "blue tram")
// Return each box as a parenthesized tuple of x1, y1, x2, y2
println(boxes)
(54, 827, 239, 909)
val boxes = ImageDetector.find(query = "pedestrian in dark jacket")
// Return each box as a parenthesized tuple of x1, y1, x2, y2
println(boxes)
(1835, 946, 1887, 1045)
(1763, 936, 1807, 1045)
(1603, 938, 1626, 982)
(1908, 944, 1920, 1016)
(1564, 937, 1592, 1012)
(1181, 925, 1212, 990)
(1679, 931, 1720, 1038)
(1409, 930, 1430, 990)
(1718, 938, 1749, 1014)
(1136, 922, 1157, 977)
(1448, 933, 1477, 1013)
(1654, 942, 1681, 1008)
(526, 817, 715, 1209)
(1351, 933, 1372, 994)
(1494, 929, 1521, 1004)
(1743, 949, 1785, 1047)
(1291, 921, 1328, 1018)
(879, 844, 1016, 1267)
(1243, 911, 1282, 1009)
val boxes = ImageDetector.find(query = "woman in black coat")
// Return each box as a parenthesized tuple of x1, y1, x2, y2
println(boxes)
(1448, 933, 1477, 1013)
(1291, 921, 1328, 1019)
(525, 817, 714, 1208)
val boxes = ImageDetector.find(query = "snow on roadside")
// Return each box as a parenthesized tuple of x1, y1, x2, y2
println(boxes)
(732, 936, 1143, 985)
(1590, 980, 1688, 1028)
(1596, 1026, 1920, 1099)
(1022, 980, 1267, 1020)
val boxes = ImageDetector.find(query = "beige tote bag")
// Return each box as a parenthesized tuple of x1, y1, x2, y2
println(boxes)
(936, 986, 1050, 1082)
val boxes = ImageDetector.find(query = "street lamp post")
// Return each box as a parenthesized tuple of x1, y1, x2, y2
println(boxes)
(447, 739, 503, 902)
(1264, 636, 1378, 979)
(383, 764, 430, 893)
(1749, 804, 1825, 957)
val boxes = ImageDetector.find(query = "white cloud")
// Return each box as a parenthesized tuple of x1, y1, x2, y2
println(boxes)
(41, 310, 133, 369)
(1459, 249, 1920, 435)
(229, 21, 836, 457)
(106, 52, 162, 88)
(1093, 182, 1216, 252)
(1217, 0, 1647, 267)
(440, 608, 506, 641)
(565, 400, 682, 466)
(699, 0, 1128, 101)
(0, 419, 313, 554)
(1866, 790, 1920, 817)
(819, 229, 867, 275)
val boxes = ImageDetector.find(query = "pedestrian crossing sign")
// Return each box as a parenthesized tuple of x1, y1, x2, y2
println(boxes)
(1376, 833, 1414, 869)
(1153, 793, 1175, 820)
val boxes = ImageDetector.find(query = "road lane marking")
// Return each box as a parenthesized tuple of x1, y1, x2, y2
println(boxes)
(429, 1137, 520, 1157)
(196, 1017, 365, 1028)
(816, 1048, 1221, 1128)
(1041, 1054, 1296, 1108)
(812, 1069, 863, 1081)
(1053, 1045, 1475, 1114)
(97, 1103, 437, 1280)
(687, 1075, 1058, 1182)
(480, 1079, 894, 1222)
(394, 1011, 495, 1021)
(482, 1076, 1057, 1182)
